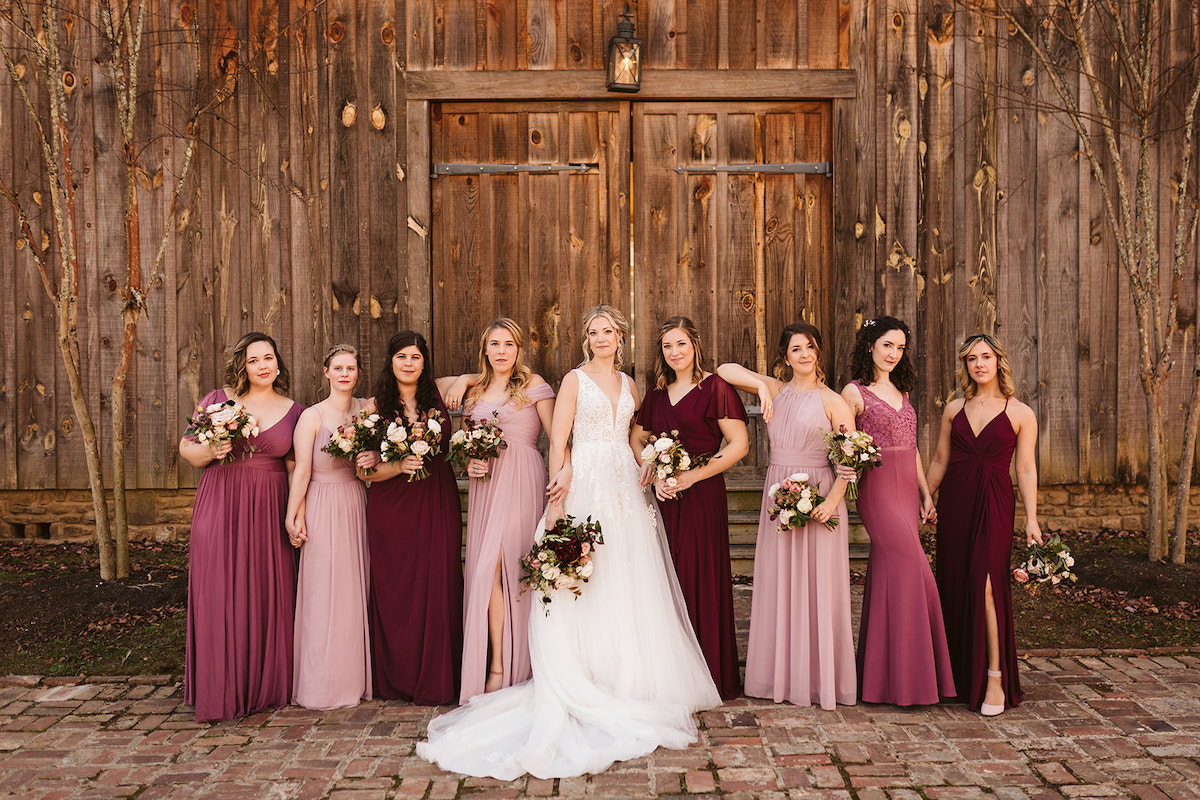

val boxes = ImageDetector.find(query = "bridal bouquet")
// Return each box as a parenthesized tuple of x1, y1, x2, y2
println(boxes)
(379, 409, 445, 481)
(520, 514, 605, 613)
(1013, 535, 1078, 588)
(448, 411, 507, 480)
(321, 410, 386, 472)
(185, 399, 259, 464)
(768, 472, 838, 533)
(824, 425, 882, 499)
(640, 430, 706, 495)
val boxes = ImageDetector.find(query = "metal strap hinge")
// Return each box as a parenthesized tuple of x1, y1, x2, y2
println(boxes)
(674, 162, 831, 176)
(433, 163, 599, 177)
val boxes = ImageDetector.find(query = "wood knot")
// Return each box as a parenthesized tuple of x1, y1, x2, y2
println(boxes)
(62, 71, 76, 95)
(570, 42, 583, 62)
(342, 101, 357, 127)
(180, 2, 193, 26)
(530, 130, 542, 145)
(327, 19, 344, 43)
(381, 22, 395, 46)
(371, 104, 386, 130)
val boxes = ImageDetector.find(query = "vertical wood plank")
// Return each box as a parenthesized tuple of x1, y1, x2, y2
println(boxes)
(407, 0, 434, 69)
(443, 0, 476, 68)
(916, 3, 956, 452)
(727, 0, 755, 68)
(994, 1, 1040, 459)
(0, 11, 20, 488)
(686, 0, 718, 68)
(405, 100, 433, 333)
(326, 0, 360, 348)
(485, 0, 519, 68)
(881, 0, 918, 329)
(762, 0, 797, 68)
(646, 0, 676, 69)
(367, 0, 402, 370)
(1035, 35, 1080, 483)
(808, 0, 840, 69)
(526, 0, 556, 68)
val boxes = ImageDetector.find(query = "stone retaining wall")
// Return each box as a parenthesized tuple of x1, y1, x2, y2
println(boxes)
(1, 484, 1198, 541)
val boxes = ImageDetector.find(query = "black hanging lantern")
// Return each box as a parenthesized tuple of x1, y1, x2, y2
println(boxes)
(606, 5, 641, 93)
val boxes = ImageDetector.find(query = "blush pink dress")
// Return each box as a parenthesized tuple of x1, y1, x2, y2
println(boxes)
(744, 385, 856, 709)
(459, 382, 555, 703)
(292, 421, 371, 709)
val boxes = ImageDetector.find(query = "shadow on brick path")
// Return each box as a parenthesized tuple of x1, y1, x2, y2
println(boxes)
(2, 587, 1198, 799)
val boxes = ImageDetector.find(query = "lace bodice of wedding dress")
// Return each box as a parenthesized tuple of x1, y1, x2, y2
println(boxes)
(417, 368, 720, 780)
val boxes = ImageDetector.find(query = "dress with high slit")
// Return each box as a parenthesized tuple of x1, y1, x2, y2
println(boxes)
(459, 382, 555, 703)
(935, 402, 1022, 711)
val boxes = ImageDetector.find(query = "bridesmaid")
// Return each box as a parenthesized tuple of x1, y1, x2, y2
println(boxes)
(926, 332, 1042, 716)
(179, 332, 302, 722)
(284, 344, 372, 710)
(717, 321, 856, 709)
(841, 317, 955, 706)
(456, 319, 556, 702)
(361, 330, 464, 705)
(631, 316, 749, 700)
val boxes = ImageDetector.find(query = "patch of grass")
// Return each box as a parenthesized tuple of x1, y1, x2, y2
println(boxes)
(0, 614, 186, 677)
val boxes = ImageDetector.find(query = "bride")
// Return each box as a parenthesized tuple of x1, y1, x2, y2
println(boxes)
(418, 304, 721, 779)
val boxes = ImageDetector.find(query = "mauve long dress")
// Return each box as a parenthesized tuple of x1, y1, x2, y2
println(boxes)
(636, 374, 746, 700)
(852, 381, 955, 705)
(292, 421, 371, 710)
(366, 398, 463, 705)
(744, 386, 856, 709)
(935, 402, 1023, 711)
(459, 382, 555, 703)
(186, 389, 301, 722)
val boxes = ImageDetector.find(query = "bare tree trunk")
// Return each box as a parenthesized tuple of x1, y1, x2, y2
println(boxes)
(1145, 382, 1169, 562)
(1173, 369, 1200, 565)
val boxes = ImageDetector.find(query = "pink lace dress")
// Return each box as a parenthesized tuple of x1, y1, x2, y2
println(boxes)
(853, 381, 955, 705)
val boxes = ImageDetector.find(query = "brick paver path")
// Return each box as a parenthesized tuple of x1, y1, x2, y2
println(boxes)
(2, 589, 1198, 799)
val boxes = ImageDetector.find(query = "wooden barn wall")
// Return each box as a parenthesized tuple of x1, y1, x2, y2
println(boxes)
(0, 0, 1196, 494)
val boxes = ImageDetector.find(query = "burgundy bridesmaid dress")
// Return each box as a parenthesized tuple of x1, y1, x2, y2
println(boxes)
(186, 389, 302, 722)
(636, 375, 746, 700)
(935, 401, 1022, 711)
(459, 382, 554, 703)
(852, 381, 955, 705)
(366, 398, 464, 705)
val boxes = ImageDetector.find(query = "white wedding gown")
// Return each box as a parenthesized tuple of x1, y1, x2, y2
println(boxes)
(417, 369, 721, 779)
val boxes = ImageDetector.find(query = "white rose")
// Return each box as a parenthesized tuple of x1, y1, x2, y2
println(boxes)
(768, 482, 780, 497)
(362, 417, 376, 428)
(241, 424, 253, 438)
(450, 430, 467, 445)
(779, 509, 794, 524)
(798, 499, 813, 514)
(654, 438, 672, 452)
(386, 423, 406, 443)
(800, 487, 812, 500)
(541, 565, 561, 580)
(554, 575, 575, 590)
(196, 431, 209, 443)
(680, 455, 691, 469)
(205, 403, 225, 413)
(339, 439, 353, 452)
(411, 440, 431, 456)
(368, 413, 380, 422)
(657, 468, 669, 480)
(860, 453, 870, 461)
(640, 444, 655, 460)
(1065, 555, 1075, 567)
(577, 560, 594, 578)
(658, 453, 670, 463)
(665, 477, 679, 489)
(249, 426, 260, 437)
(790, 472, 809, 483)
(427, 418, 442, 435)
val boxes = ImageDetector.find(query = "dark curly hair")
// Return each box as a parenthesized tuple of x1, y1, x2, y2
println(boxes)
(225, 332, 290, 396)
(850, 316, 917, 393)
(772, 321, 826, 384)
(374, 330, 440, 420)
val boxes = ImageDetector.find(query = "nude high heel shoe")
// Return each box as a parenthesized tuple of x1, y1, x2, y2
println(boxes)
(980, 669, 1005, 716)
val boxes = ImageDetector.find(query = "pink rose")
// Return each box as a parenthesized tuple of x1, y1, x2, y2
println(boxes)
(411, 440, 431, 457)
(1012, 568, 1029, 583)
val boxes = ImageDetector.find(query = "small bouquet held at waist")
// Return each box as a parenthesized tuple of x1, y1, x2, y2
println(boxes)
(380, 408, 445, 481)
(1013, 534, 1077, 588)
(321, 410, 386, 472)
(768, 472, 838, 533)
(185, 399, 259, 464)
(520, 514, 605, 614)
(824, 425, 882, 499)
(448, 411, 507, 480)
(640, 430, 708, 496)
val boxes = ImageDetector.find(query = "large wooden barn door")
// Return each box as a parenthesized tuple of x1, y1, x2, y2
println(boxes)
(430, 102, 630, 383)
(631, 103, 833, 380)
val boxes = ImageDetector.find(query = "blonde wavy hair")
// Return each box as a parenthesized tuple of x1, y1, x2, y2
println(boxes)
(464, 318, 534, 411)
(957, 332, 1016, 399)
(579, 304, 630, 370)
